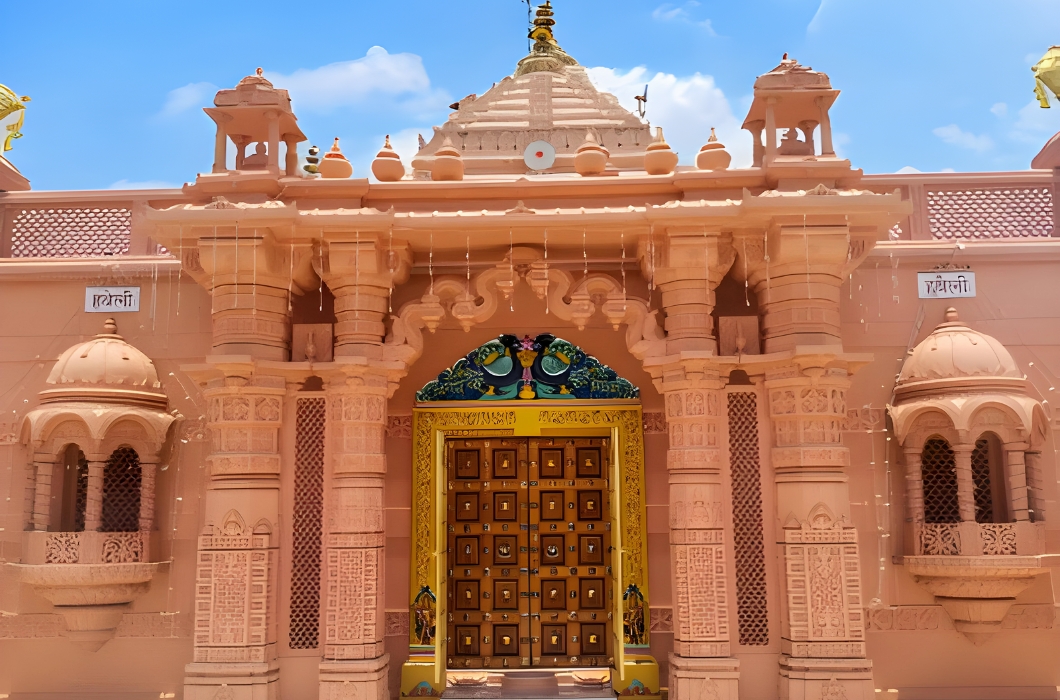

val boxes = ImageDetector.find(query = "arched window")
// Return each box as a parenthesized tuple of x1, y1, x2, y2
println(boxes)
(921, 437, 959, 523)
(972, 434, 1008, 523)
(101, 447, 142, 532)
(57, 444, 88, 532)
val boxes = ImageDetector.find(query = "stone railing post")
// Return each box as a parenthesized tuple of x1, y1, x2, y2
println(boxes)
(183, 371, 284, 700)
(643, 357, 739, 700)
(318, 370, 390, 700)
(765, 364, 872, 698)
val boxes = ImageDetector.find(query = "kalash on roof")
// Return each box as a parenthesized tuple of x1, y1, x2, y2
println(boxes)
(411, 1, 654, 176)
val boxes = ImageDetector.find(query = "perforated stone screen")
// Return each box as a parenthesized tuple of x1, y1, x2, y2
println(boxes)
(727, 391, 769, 646)
(74, 453, 88, 532)
(290, 397, 326, 650)
(921, 438, 960, 524)
(101, 447, 141, 532)
(927, 188, 1053, 239)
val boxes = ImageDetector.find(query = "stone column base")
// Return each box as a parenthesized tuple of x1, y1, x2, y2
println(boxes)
(668, 654, 740, 700)
(183, 662, 279, 700)
(779, 655, 873, 700)
(320, 655, 390, 700)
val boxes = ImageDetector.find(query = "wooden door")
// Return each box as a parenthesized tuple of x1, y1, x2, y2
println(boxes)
(445, 436, 612, 670)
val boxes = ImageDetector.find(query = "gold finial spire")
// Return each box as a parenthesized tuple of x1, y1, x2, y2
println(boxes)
(515, 1, 578, 77)
(0, 84, 31, 153)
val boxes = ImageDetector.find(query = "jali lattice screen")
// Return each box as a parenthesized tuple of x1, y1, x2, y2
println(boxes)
(921, 438, 960, 524)
(290, 397, 326, 650)
(101, 447, 141, 532)
(727, 391, 769, 646)
(972, 438, 993, 524)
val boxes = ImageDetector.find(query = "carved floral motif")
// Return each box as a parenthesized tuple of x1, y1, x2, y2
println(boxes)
(45, 533, 81, 564)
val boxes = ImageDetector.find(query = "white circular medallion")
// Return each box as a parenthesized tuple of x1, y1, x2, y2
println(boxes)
(523, 140, 556, 171)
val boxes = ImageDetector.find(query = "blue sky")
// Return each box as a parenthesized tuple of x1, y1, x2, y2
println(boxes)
(5, 0, 1060, 190)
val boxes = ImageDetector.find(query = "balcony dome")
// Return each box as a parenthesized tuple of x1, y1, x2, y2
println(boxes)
(895, 308, 1024, 399)
(40, 318, 167, 409)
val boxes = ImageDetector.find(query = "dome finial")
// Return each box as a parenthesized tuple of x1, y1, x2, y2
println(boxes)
(945, 307, 959, 322)
(103, 317, 118, 335)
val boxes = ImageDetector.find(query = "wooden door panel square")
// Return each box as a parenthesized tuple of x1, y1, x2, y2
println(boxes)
(577, 490, 602, 520)
(541, 535, 565, 564)
(493, 492, 517, 521)
(455, 450, 480, 479)
(455, 580, 480, 610)
(493, 580, 519, 610)
(542, 624, 567, 655)
(541, 579, 567, 610)
(576, 448, 602, 478)
(540, 449, 564, 478)
(540, 491, 565, 520)
(493, 449, 517, 478)
(580, 623, 607, 654)
(455, 625, 480, 655)
(579, 578, 605, 609)
(578, 535, 604, 564)
(456, 493, 480, 521)
(455, 536, 479, 565)
(493, 624, 519, 656)
(493, 535, 517, 564)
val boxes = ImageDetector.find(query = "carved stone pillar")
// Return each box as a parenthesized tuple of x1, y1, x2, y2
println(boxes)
(903, 447, 925, 555)
(644, 229, 734, 354)
(953, 445, 977, 522)
(183, 371, 284, 700)
(320, 235, 409, 358)
(764, 364, 873, 698)
(735, 225, 864, 354)
(1025, 450, 1044, 521)
(30, 456, 53, 531)
(83, 458, 105, 532)
(198, 232, 293, 361)
(138, 459, 157, 533)
(213, 123, 227, 174)
(645, 357, 739, 700)
(1003, 444, 1030, 522)
(319, 371, 389, 700)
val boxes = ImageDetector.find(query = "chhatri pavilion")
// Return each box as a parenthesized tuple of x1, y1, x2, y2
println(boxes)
(2, 6, 1060, 700)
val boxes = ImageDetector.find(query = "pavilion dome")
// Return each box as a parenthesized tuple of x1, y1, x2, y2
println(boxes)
(895, 308, 1023, 398)
(40, 318, 167, 409)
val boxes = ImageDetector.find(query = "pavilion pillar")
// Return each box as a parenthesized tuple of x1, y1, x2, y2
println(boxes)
(284, 135, 300, 177)
(764, 363, 872, 699)
(647, 358, 740, 700)
(184, 371, 285, 700)
(318, 370, 391, 700)
(903, 447, 925, 554)
(83, 457, 105, 532)
(953, 445, 977, 523)
(266, 111, 280, 172)
(213, 123, 228, 174)
(1003, 443, 1031, 522)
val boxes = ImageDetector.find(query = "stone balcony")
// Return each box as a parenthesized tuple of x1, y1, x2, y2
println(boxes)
(905, 522, 1050, 645)
(9, 530, 162, 651)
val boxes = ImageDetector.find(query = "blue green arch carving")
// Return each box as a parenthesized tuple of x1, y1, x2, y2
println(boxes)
(416, 334, 639, 401)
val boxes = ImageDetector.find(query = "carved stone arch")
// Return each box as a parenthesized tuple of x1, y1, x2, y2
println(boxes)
(1030, 403, 1050, 449)
(218, 508, 247, 536)
(961, 397, 1033, 441)
(33, 415, 96, 459)
(99, 416, 160, 461)
(967, 404, 1022, 445)
(903, 409, 959, 452)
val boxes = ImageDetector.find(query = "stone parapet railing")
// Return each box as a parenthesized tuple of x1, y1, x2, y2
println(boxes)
(915, 521, 1044, 557)
(22, 530, 152, 565)
(862, 171, 1057, 241)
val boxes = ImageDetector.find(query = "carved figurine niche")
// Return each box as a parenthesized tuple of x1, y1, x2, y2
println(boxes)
(412, 585, 437, 646)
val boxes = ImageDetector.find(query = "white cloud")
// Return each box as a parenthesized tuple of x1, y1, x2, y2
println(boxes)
(932, 124, 994, 152)
(1010, 98, 1060, 144)
(265, 46, 449, 116)
(807, 0, 831, 33)
(157, 82, 217, 118)
(109, 178, 182, 190)
(832, 131, 851, 159)
(895, 166, 921, 174)
(586, 66, 750, 168)
(990, 102, 1008, 118)
(651, 2, 717, 35)
(940, 168, 956, 173)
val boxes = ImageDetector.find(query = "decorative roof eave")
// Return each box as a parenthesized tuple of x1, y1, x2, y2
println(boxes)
(888, 392, 1043, 446)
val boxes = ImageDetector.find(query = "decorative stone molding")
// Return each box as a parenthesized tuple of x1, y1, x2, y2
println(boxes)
(642, 411, 666, 434)
(10, 562, 160, 651)
(23, 530, 149, 565)
(386, 414, 412, 439)
(863, 604, 1055, 632)
(904, 556, 1048, 645)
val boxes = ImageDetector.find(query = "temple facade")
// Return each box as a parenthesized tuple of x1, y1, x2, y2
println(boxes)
(2, 7, 1060, 700)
